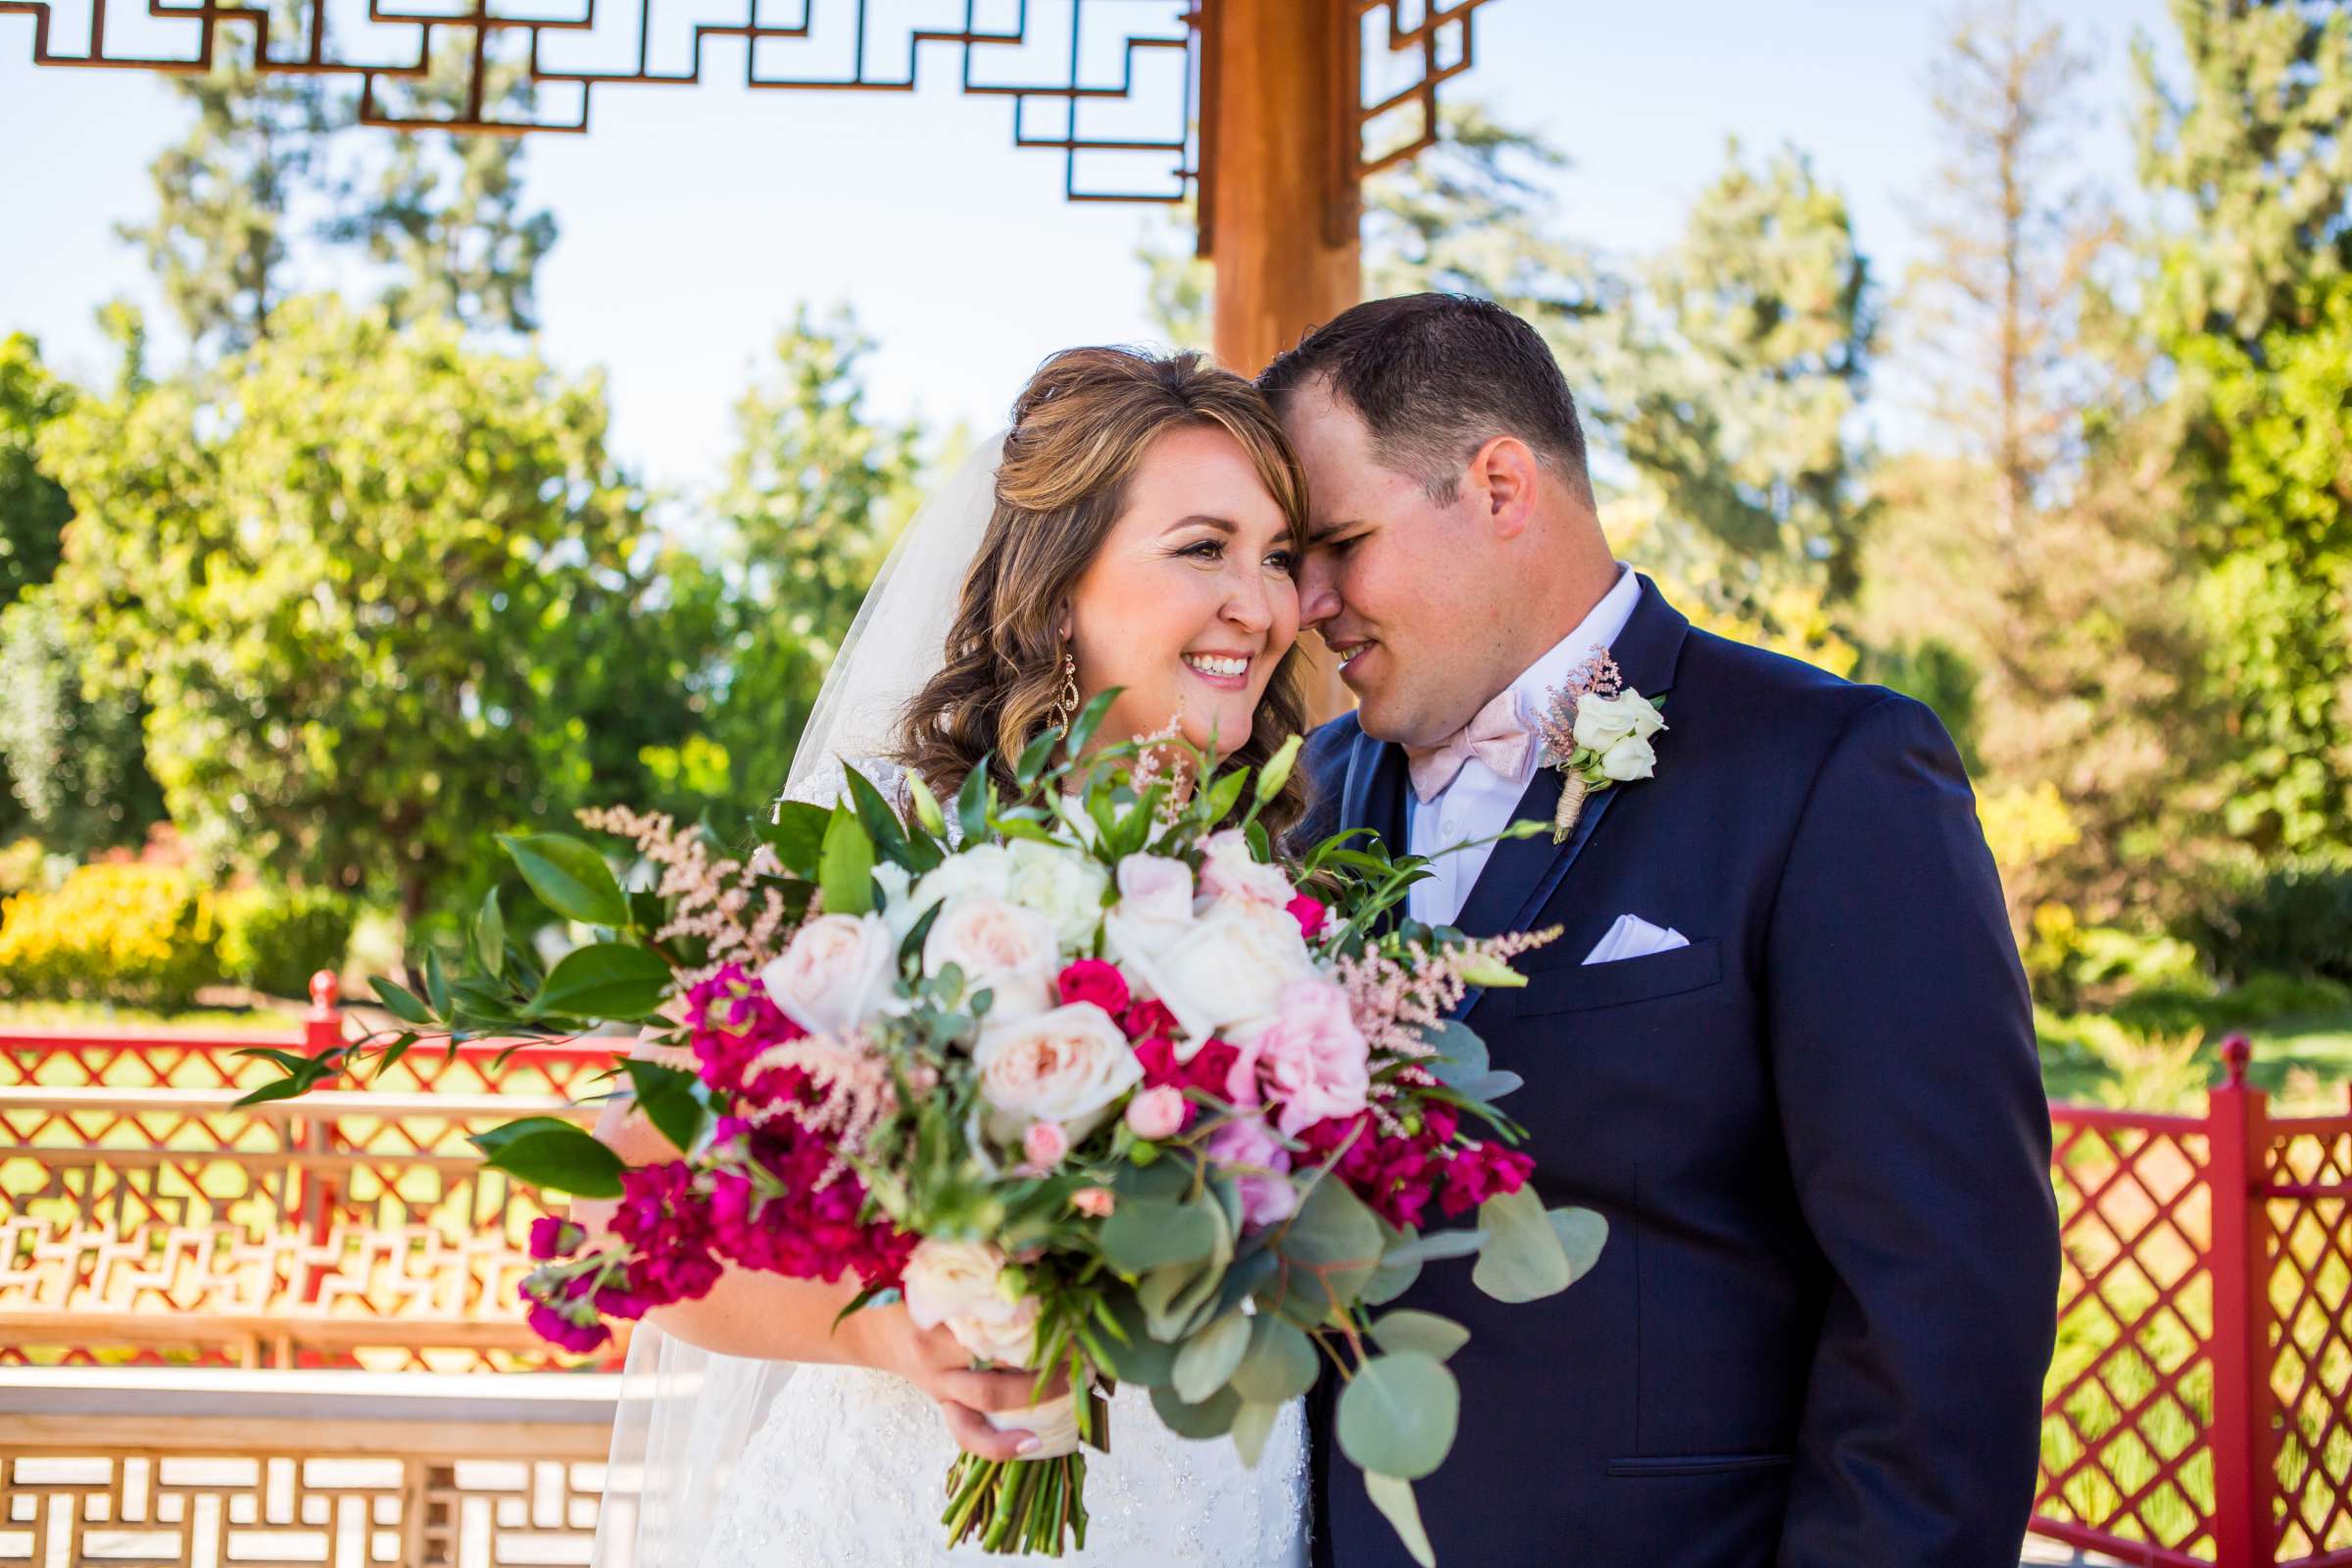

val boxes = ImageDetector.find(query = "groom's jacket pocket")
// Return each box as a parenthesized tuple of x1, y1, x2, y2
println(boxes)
(1500, 938, 1723, 1016)
(1603, 1451, 1791, 1478)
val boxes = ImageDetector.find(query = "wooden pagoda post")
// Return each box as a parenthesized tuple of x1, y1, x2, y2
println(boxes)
(1201, 0, 1363, 717)
(1202, 0, 1363, 376)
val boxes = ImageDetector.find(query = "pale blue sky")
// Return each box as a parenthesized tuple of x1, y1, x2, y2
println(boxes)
(2, 1, 2173, 495)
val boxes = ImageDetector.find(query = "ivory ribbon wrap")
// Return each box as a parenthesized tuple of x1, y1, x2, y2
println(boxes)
(982, 1390, 1081, 1457)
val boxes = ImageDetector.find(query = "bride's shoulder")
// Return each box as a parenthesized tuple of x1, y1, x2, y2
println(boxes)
(779, 754, 914, 813)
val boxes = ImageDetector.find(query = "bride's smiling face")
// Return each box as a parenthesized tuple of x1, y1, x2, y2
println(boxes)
(1064, 424, 1302, 760)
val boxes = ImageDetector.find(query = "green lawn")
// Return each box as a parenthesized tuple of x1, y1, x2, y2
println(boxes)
(2038, 974, 2352, 1113)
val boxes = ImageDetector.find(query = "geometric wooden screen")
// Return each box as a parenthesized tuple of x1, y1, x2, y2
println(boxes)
(0, 0, 1494, 203)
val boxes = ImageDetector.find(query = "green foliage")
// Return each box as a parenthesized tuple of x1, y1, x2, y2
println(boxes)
(0, 860, 220, 1008)
(38, 300, 657, 928)
(2134, 1, 2352, 860)
(114, 51, 342, 357)
(699, 310, 924, 827)
(1617, 141, 1876, 612)
(2185, 859, 2352, 987)
(216, 881, 357, 999)
(0, 591, 168, 858)
(0, 334, 73, 612)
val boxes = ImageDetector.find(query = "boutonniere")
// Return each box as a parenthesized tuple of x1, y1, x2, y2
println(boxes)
(1533, 651, 1668, 843)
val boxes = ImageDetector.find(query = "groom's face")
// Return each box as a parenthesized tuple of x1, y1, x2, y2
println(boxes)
(1283, 380, 1497, 748)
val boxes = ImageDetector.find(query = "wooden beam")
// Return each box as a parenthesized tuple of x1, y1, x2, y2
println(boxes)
(1203, 0, 1363, 721)
(1204, 0, 1362, 375)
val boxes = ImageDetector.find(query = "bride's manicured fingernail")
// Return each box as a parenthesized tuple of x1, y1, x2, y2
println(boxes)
(1015, 1436, 1041, 1455)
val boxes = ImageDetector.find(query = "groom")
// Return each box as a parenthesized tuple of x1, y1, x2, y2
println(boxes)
(1268, 294, 2061, 1567)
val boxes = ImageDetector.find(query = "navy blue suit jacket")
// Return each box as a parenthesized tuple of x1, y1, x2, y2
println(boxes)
(1298, 577, 2059, 1568)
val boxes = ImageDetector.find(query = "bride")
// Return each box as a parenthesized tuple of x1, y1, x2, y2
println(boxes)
(578, 346, 1319, 1567)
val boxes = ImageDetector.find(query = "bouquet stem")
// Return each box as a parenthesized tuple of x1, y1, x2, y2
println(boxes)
(940, 1451, 1093, 1555)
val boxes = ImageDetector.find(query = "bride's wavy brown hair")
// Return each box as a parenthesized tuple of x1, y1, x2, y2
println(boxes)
(895, 346, 1313, 839)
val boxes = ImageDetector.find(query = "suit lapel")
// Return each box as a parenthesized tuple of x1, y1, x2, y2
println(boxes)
(1446, 575, 1692, 1011)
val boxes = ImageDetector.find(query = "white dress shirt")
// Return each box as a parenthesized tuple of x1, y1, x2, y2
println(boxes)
(1406, 564, 1642, 927)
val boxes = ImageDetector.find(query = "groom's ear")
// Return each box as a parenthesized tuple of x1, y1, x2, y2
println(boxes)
(1470, 435, 1541, 541)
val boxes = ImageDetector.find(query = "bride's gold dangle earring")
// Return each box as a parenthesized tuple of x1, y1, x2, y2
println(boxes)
(1052, 647, 1080, 734)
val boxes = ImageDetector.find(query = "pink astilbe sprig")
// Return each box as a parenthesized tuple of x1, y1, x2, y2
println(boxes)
(1334, 928, 1563, 1069)
(1532, 650, 1625, 764)
(575, 805, 796, 987)
(739, 1027, 900, 1190)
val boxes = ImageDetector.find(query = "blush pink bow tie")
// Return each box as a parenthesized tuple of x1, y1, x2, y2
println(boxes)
(1404, 689, 1533, 803)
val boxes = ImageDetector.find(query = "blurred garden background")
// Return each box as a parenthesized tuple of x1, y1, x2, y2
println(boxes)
(1, 0, 2348, 1110)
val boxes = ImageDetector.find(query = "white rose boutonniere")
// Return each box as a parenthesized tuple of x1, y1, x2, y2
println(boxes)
(1535, 650, 1669, 842)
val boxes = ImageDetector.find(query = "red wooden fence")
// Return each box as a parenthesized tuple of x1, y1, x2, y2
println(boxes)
(5, 986, 2352, 1562)
(2038, 1035, 2352, 1567)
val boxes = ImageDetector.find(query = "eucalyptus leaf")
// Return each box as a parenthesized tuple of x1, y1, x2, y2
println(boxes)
(1550, 1206, 1610, 1281)
(1382, 1227, 1490, 1268)
(1230, 1314, 1320, 1403)
(1418, 1020, 1488, 1088)
(1172, 1311, 1252, 1403)
(1102, 1197, 1220, 1274)
(499, 833, 629, 928)
(1336, 1352, 1460, 1481)
(1232, 1398, 1281, 1468)
(1150, 1381, 1240, 1441)
(1371, 1309, 1471, 1362)
(1363, 1473, 1437, 1568)
(1097, 1291, 1178, 1385)
(1471, 1184, 1573, 1303)
(1277, 1174, 1384, 1313)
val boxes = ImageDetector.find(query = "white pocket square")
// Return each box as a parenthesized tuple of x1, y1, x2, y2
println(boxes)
(1583, 913, 1690, 965)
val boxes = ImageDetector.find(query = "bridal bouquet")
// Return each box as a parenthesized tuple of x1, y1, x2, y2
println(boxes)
(238, 697, 1605, 1564)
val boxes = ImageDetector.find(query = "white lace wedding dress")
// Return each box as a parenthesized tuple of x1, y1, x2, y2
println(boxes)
(690, 756, 1310, 1568)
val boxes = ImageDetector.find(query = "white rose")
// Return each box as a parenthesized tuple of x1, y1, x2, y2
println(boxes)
(906, 845, 1014, 920)
(947, 1294, 1042, 1369)
(758, 912, 896, 1036)
(872, 862, 919, 942)
(1114, 854, 1196, 935)
(971, 1001, 1143, 1143)
(923, 895, 1059, 1023)
(1196, 828, 1296, 908)
(1115, 900, 1315, 1049)
(1005, 839, 1110, 949)
(903, 1238, 1007, 1327)
(1598, 732, 1658, 782)
(1571, 688, 1665, 753)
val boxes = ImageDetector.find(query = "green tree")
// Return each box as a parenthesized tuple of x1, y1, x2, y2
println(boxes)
(319, 45, 559, 335)
(1618, 142, 1876, 612)
(0, 592, 168, 855)
(115, 59, 342, 357)
(40, 300, 653, 926)
(2133, 0, 2352, 857)
(0, 334, 73, 611)
(1860, 1, 2216, 924)
(697, 310, 925, 823)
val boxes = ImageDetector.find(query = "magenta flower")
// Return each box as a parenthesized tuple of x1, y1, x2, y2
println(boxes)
(528, 1216, 586, 1260)
(1056, 958, 1132, 1016)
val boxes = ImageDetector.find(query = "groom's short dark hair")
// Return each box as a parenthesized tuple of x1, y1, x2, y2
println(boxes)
(1257, 293, 1594, 509)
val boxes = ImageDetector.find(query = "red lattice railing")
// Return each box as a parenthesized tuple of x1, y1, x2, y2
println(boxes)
(2035, 1037, 2352, 1568)
(0, 974, 629, 1372)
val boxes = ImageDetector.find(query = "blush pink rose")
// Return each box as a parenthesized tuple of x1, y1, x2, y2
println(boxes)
(1204, 1113, 1297, 1228)
(1071, 1187, 1116, 1218)
(1253, 978, 1372, 1138)
(1023, 1120, 1070, 1168)
(758, 911, 896, 1037)
(1196, 829, 1296, 907)
(1124, 1085, 1188, 1141)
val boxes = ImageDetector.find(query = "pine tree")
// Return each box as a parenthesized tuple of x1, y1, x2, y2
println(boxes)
(2134, 0, 2352, 857)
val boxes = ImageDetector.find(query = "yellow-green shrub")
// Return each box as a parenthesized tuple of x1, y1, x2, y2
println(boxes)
(0, 861, 220, 1007)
